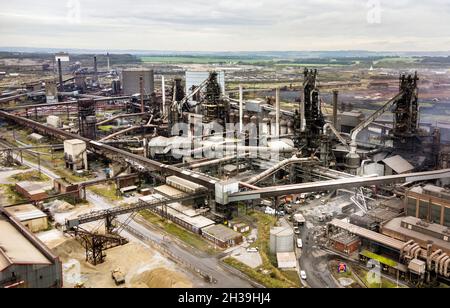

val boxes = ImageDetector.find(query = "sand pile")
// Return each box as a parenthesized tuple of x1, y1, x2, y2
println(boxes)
(51, 200, 75, 213)
(131, 268, 192, 288)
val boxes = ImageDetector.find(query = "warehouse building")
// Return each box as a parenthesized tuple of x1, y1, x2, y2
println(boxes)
(201, 224, 243, 248)
(4, 204, 48, 233)
(406, 185, 450, 227)
(15, 181, 50, 201)
(140, 193, 214, 234)
(0, 207, 62, 288)
(381, 216, 450, 255)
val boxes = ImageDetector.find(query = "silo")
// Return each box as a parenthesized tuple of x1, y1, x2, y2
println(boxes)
(269, 226, 294, 253)
(122, 68, 154, 95)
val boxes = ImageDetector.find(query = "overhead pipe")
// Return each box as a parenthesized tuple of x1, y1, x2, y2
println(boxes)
(349, 92, 404, 156)
(246, 156, 319, 185)
(407, 244, 420, 258)
(323, 123, 349, 149)
(188, 155, 247, 169)
(429, 249, 442, 268)
(401, 240, 415, 258)
(444, 258, 450, 277)
(439, 255, 449, 276)
(436, 253, 448, 274)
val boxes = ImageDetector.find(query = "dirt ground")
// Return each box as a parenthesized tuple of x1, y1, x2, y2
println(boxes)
(45, 234, 193, 288)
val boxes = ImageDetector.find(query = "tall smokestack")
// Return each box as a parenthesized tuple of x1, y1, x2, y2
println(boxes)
(239, 85, 244, 133)
(107, 53, 110, 71)
(275, 87, 280, 137)
(140, 76, 145, 113)
(57, 59, 63, 92)
(162, 75, 166, 116)
(93, 56, 98, 83)
(333, 90, 339, 128)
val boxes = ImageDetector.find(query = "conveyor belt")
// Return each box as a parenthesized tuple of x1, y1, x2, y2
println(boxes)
(0, 111, 218, 190)
(229, 169, 450, 201)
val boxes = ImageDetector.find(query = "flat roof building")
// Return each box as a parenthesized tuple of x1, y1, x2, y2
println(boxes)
(4, 204, 48, 233)
(202, 224, 243, 248)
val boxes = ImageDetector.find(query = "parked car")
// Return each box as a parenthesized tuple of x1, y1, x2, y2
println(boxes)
(300, 270, 307, 280)
(246, 247, 259, 253)
(294, 227, 300, 235)
(297, 238, 303, 249)
(111, 269, 125, 285)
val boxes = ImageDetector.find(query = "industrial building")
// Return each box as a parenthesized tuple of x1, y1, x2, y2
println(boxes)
(1, 52, 450, 289)
(0, 207, 62, 288)
(406, 185, 450, 227)
(4, 204, 48, 233)
(15, 181, 50, 202)
(201, 224, 243, 248)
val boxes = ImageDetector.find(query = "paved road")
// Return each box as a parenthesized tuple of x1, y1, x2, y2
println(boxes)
(299, 224, 339, 288)
(15, 153, 254, 288)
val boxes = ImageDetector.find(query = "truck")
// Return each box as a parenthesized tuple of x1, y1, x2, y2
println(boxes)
(111, 269, 126, 286)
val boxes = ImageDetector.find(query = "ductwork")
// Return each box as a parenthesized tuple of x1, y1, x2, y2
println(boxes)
(429, 249, 442, 268)
(401, 240, 415, 255)
(444, 258, 450, 277)
(439, 255, 449, 276)
(323, 123, 349, 150)
(414, 246, 422, 259)
(410, 245, 421, 259)
(246, 156, 319, 185)
(436, 253, 447, 274)
(406, 243, 418, 258)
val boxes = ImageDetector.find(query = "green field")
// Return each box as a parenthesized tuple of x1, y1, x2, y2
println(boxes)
(141, 56, 273, 65)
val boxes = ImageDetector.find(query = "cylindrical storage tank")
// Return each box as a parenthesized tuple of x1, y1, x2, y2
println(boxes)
(280, 119, 288, 135)
(262, 118, 270, 135)
(122, 68, 154, 95)
(270, 117, 277, 136)
(270, 227, 294, 253)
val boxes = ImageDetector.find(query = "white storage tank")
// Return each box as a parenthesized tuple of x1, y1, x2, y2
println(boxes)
(270, 226, 294, 253)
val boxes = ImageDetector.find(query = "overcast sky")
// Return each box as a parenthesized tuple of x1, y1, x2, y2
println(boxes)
(0, 0, 449, 51)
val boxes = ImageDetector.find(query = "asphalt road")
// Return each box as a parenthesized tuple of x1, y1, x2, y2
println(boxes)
(298, 223, 339, 288)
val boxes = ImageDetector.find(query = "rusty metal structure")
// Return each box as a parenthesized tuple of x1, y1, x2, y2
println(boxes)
(392, 73, 420, 150)
(294, 68, 325, 154)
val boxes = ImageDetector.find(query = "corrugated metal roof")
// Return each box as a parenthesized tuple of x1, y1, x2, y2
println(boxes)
(329, 219, 405, 250)
(0, 215, 51, 271)
(382, 155, 414, 174)
(5, 204, 47, 222)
